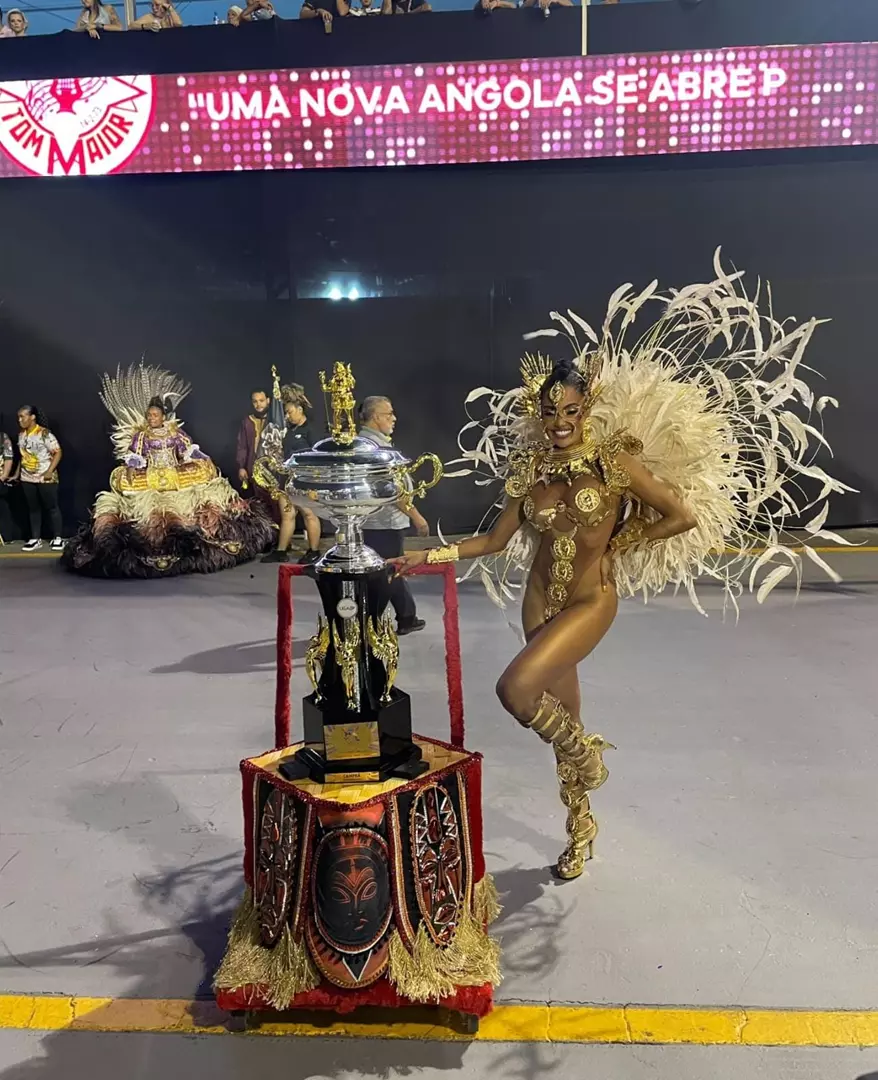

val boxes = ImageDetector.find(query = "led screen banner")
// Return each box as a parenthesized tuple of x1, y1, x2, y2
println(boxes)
(0, 42, 875, 179)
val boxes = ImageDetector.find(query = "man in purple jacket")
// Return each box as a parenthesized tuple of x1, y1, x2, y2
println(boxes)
(236, 388, 270, 489)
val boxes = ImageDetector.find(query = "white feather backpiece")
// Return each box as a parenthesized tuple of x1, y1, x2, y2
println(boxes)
(452, 249, 854, 618)
(100, 363, 191, 461)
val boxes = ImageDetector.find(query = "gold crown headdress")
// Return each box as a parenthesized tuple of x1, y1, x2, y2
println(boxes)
(518, 351, 602, 418)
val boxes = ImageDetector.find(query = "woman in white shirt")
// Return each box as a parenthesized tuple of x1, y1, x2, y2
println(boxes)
(74, 0, 122, 37)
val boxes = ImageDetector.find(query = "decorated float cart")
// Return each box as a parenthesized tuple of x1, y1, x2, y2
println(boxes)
(214, 364, 500, 1033)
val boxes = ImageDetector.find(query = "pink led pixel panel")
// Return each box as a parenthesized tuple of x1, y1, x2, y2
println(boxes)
(0, 43, 875, 178)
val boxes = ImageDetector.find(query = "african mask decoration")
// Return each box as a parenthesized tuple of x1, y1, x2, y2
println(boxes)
(305, 804, 393, 988)
(254, 787, 298, 946)
(411, 784, 464, 947)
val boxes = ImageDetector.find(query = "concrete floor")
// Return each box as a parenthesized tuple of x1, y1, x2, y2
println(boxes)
(1, 550, 877, 1076)
(1, 1031, 877, 1080)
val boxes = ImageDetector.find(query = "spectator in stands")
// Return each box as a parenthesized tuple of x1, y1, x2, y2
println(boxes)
(74, 0, 123, 37)
(350, 0, 392, 15)
(5, 8, 27, 34)
(131, 0, 182, 30)
(522, 0, 573, 11)
(475, 0, 515, 11)
(393, 0, 430, 13)
(0, 8, 14, 35)
(238, 0, 276, 20)
(299, 0, 350, 28)
(226, 4, 243, 21)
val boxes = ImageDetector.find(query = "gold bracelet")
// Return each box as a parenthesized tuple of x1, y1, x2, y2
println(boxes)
(425, 544, 460, 564)
(609, 519, 646, 554)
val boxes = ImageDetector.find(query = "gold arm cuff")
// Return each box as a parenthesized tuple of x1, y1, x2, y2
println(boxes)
(425, 544, 460, 565)
(609, 518, 647, 554)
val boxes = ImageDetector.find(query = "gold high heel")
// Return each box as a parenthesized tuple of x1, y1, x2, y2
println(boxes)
(521, 692, 614, 881)
(555, 759, 599, 880)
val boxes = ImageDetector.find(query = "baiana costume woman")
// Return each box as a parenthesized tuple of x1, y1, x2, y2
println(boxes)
(63, 365, 272, 577)
(394, 253, 852, 880)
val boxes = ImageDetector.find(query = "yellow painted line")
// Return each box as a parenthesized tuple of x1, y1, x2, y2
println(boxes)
(0, 551, 61, 559)
(2, 995, 878, 1046)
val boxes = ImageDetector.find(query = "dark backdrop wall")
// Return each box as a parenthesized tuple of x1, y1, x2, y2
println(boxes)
(1, 147, 876, 535)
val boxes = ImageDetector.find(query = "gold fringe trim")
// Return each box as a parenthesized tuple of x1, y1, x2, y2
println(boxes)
(213, 889, 319, 1009)
(388, 879, 502, 1003)
(214, 878, 502, 1009)
(473, 874, 501, 927)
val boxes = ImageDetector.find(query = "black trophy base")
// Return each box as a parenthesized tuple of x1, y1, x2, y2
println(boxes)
(302, 689, 413, 747)
(279, 739, 429, 785)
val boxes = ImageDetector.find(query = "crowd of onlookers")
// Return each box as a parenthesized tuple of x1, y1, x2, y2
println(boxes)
(0, 0, 276, 36)
(1, 389, 427, 631)
(0, 0, 619, 36)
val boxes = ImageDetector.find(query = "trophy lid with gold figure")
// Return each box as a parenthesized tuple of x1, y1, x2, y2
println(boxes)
(284, 361, 442, 573)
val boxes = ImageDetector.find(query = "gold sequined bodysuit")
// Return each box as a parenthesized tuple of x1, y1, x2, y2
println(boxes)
(506, 429, 643, 620)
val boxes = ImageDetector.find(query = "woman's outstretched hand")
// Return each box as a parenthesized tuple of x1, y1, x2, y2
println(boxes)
(387, 550, 429, 576)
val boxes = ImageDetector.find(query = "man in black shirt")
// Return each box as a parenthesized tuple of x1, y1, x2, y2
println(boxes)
(261, 386, 322, 565)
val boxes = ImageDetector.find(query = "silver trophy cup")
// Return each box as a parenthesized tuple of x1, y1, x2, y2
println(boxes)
(284, 436, 442, 573)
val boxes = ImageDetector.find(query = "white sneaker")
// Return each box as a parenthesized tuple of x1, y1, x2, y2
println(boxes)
(22, 539, 43, 552)
(50, 537, 66, 551)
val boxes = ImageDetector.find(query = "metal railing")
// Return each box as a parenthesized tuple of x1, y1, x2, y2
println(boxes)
(9, 0, 666, 38)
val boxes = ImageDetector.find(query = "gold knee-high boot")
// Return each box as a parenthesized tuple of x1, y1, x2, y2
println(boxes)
(523, 691, 614, 880)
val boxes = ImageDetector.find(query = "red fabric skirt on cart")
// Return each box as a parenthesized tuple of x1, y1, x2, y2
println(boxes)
(214, 564, 499, 1025)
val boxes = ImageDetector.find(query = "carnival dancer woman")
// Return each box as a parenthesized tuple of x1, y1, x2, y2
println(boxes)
(393, 252, 852, 881)
(63, 365, 272, 578)
(395, 359, 695, 879)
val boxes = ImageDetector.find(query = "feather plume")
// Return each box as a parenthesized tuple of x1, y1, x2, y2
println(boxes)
(452, 249, 854, 617)
(100, 363, 191, 462)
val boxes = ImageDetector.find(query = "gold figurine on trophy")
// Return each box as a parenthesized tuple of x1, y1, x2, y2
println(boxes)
(332, 618, 361, 710)
(367, 614, 400, 705)
(304, 615, 330, 703)
(319, 362, 357, 446)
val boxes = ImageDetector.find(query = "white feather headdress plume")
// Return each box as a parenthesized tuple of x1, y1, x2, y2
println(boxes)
(100, 363, 191, 461)
(451, 248, 855, 618)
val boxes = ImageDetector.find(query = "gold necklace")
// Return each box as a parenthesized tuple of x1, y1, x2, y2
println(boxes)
(538, 423, 599, 484)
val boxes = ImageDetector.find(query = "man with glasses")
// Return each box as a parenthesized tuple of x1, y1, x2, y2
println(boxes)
(358, 395, 428, 636)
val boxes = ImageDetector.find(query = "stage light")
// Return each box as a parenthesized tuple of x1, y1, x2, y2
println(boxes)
(348, 288, 360, 301)
(328, 286, 342, 301)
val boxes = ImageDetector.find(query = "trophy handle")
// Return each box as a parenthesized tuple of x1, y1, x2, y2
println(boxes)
(252, 456, 288, 504)
(395, 453, 443, 511)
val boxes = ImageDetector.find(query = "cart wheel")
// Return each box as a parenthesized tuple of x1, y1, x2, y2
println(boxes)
(459, 1012, 479, 1035)
(227, 1009, 248, 1033)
